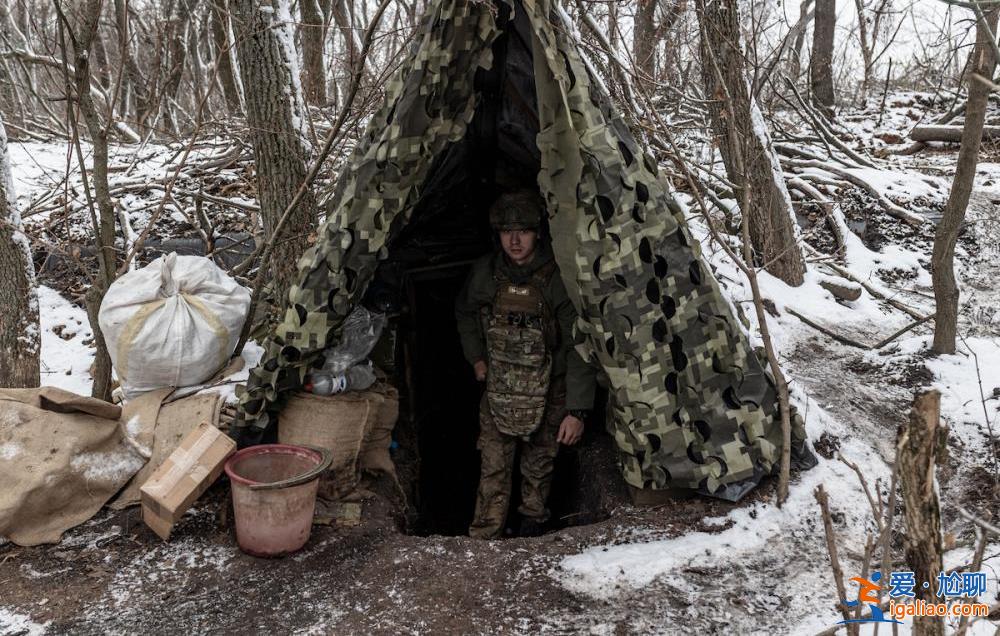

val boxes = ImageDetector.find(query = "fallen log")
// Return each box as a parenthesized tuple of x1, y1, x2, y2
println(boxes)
(909, 124, 1000, 143)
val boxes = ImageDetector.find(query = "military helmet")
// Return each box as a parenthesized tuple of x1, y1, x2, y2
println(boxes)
(488, 190, 544, 231)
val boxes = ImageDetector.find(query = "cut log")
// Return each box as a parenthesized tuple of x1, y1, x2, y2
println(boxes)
(818, 274, 863, 302)
(909, 125, 1000, 143)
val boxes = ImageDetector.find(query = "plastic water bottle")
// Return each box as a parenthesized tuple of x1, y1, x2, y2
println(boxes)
(345, 364, 377, 391)
(304, 364, 376, 395)
(305, 373, 348, 395)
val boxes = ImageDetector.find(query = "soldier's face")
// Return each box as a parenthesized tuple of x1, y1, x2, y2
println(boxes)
(499, 229, 538, 266)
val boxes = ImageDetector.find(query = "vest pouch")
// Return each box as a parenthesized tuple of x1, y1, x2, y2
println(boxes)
(486, 323, 551, 437)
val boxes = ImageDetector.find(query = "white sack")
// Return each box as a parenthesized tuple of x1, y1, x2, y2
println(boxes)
(99, 252, 251, 398)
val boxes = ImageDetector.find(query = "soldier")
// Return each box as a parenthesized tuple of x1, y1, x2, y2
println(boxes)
(455, 189, 597, 539)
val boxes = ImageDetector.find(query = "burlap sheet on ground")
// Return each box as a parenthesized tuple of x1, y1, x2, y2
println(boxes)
(0, 387, 164, 546)
(0, 386, 227, 545)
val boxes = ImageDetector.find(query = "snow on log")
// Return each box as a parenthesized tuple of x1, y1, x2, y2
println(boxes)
(909, 125, 1000, 143)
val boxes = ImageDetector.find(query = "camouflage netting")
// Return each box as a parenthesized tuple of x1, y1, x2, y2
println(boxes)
(234, 0, 813, 500)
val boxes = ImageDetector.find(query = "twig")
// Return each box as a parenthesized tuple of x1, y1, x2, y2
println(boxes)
(955, 528, 989, 636)
(956, 507, 1000, 536)
(873, 314, 933, 349)
(839, 455, 884, 533)
(815, 484, 856, 633)
(957, 334, 1000, 479)
(786, 307, 870, 349)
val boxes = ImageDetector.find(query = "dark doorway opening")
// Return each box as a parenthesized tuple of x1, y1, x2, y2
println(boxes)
(403, 264, 482, 536)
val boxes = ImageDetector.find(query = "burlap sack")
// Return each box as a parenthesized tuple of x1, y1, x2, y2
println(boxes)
(0, 387, 165, 546)
(110, 391, 223, 508)
(359, 385, 399, 477)
(278, 389, 384, 500)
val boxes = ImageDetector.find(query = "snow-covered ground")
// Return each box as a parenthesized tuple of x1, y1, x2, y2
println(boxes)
(547, 140, 1000, 632)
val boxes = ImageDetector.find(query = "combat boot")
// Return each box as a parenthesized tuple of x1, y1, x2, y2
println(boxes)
(518, 516, 546, 538)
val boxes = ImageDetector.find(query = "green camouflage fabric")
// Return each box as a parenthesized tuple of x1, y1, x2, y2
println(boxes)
(235, 0, 811, 498)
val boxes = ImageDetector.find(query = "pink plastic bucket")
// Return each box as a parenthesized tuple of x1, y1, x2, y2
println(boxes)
(224, 444, 331, 557)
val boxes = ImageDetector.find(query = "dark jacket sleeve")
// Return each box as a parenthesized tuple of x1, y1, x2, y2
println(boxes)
(551, 276, 597, 411)
(455, 256, 493, 366)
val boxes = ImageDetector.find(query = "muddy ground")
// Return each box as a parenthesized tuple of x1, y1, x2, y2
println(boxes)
(0, 465, 765, 635)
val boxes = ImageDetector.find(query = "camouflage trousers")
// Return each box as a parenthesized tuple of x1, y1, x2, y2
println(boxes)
(468, 386, 566, 539)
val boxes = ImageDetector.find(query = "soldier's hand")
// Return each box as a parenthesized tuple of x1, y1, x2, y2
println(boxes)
(557, 415, 584, 445)
(473, 360, 488, 382)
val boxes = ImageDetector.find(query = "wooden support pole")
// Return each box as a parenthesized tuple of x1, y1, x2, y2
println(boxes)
(897, 390, 947, 636)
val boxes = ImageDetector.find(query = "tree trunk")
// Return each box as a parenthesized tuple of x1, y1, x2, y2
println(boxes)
(65, 0, 119, 401)
(696, 0, 806, 286)
(161, 0, 193, 133)
(210, 0, 243, 114)
(92, 20, 112, 90)
(931, 3, 999, 355)
(897, 390, 946, 636)
(788, 0, 813, 82)
(809, 0, 835, 117)
(633, 0, 657, 80)
(330, 0, 360, 84)
(0, 112, 40, 388)
(114, 0, 151, 130)
(300, 0, 328, 105)
(231, 0, 319, 306)
(853, 0, 873, 104)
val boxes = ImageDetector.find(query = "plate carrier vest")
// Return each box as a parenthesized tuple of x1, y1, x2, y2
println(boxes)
(482, 259, 558, 438)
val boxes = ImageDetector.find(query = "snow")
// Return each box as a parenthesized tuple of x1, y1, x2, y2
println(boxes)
(206, 341, 265, 404)
(99, 535, 234, 611)
(272, 0, 313, 156)
(749, 87, 805, 250)
(912, 335, 1000, 453)
(0, 442, 23, 459)
(70, 446, 146, 484)
(37, 285, 95, 395)
(0, 608, 49, 636)
(553, 99, 1000, 632)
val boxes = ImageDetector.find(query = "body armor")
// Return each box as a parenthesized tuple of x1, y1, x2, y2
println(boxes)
(483, 260, 557, 438)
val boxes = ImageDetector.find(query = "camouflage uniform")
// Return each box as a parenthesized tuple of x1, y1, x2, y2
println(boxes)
(456, 224, 596, 538)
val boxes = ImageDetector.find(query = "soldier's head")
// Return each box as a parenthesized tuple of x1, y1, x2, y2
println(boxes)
(489, 190, 544, 266)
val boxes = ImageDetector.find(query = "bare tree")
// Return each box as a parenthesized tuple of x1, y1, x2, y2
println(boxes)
(160, 0, 197, 134)
(55, 0, 120, 401)
(788, 0, 814, 82)
(696, 0, 806, 286)
(633, 0, 687, 80)
(331, 0, 362, 88)
(210, 0, 244, 114)
(231, 0, 319, 304)
(810, 0, 835, 116)
(300, 0, 330, 105)
(932, 1, 999, 354)
(0, 111, 40, 388)
(852, 0, 903, 103)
